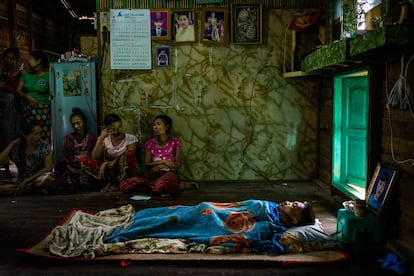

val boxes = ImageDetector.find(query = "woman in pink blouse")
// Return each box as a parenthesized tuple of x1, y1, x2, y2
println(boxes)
(81, 113, 138, 192)
(120, 115, 182, 196)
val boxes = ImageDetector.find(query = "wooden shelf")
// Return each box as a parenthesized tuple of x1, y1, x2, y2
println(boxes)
(301, 25, 414, 75)
(282, 71, 307, 78)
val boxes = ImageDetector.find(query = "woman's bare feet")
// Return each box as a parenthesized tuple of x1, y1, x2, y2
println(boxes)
(101, 183, 119, 192)
(179, 181, 199, 191)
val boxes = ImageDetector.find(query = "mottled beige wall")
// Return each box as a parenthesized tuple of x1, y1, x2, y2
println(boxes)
(99, 9, 320, 181)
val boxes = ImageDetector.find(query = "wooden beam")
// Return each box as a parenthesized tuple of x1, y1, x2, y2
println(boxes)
(7, 0, 17, 47)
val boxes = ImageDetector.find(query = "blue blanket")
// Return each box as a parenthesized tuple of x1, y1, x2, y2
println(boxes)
(105, 199, 286, 254)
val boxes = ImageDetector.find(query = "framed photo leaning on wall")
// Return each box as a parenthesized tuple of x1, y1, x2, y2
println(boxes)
(366, 163, 398, 215)
(150, 9, 171, 41)
(231, 3, 262, 44)
(201, 8, 228, 45)
(172, 9, 196, 43)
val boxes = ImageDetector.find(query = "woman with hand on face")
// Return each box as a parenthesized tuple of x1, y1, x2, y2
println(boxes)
(0, 119, 54, 195)
(119, 115, 183, 196)
(81, 113, 138, 192)
(59, 107, 98, 193)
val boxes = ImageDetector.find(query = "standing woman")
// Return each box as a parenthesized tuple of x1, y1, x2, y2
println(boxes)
(0, 119, 54, 195)
(60, 107, 98, 193)
(120, 114, 182, 195)
(0, 48, 22, 151)
(81, 113, 138, 192)
(15, 50, 51, 142)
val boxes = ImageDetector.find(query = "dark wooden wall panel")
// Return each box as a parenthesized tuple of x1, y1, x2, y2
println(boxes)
(0, 18, 10, 48)
(317, 78, 333, 186)
(2, 0, 74, 59)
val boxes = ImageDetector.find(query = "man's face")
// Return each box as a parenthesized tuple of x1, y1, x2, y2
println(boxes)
(279, 201, 306, 225)
(154, 21, 163, 29)
(374, 179, 387, 200)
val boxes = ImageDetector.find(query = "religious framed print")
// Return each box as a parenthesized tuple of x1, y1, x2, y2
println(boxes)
(231, 3, 262, 44)
(201, 8, 228, 45)
(172, 9, 196, 43)
(150, 9, 171, 41)
(155, 46, 171, 67)
(366, 163, 398, 215)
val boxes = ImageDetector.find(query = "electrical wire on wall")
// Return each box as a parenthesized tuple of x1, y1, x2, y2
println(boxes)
(98, 28, 110, 126)
(240, 65, 279, 181)
(385, 53, 414, 166)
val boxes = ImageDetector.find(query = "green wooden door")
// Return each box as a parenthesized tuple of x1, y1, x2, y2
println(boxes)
(332, 71, 368, 199)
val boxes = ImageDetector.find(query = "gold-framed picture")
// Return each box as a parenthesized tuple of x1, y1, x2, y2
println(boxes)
(150, 9, 171, 41)
(201, 8, 228, 45)
(231, 3, 262, 44)
(172, 9, 196, 43)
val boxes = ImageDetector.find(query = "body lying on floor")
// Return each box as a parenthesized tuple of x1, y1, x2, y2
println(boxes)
(44, 199, 338, 258)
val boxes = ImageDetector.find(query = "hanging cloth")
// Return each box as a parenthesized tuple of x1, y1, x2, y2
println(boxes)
(386, 55, 413, 110)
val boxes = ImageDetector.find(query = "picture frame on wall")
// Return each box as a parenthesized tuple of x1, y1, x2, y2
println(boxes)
(366, 163, 398, 215)
(150, 9, 171, 41)
(155, 46, 171, 67)
(201, 8, 227, 45)
(172, 9, 196, 43)
(231, 3, 262, 44)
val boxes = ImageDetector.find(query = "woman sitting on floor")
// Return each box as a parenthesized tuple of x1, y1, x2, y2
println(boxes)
(0, 118, 54, 195)
(81, 113, 138, 192)
(48, 199, 315, 258)
(119, 114, 184, 196)
(59, 107, 98, 193)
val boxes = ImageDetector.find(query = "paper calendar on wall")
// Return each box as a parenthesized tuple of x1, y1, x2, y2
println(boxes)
(110, 9, 152, 70)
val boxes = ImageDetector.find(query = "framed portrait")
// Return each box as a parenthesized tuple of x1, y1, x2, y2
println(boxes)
(150, 9, 171, 41)
(231, 3, 262, 44)
(201, 8, 228, 45)
(155, 46, 171, 67)
(172, 9, 196, 43)
(366, 163, 398, 215)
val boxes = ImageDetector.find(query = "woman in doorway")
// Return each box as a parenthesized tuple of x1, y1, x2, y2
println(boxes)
(0, 118, 54, 195)
(15, 50, 51, 142)
(0, 47, 23, 151)
(119, 115, 183, 196)
(81, 113, 138, 192)
(60, 107, 98, 193)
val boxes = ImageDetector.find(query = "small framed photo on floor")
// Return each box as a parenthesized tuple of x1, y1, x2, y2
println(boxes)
(366, 163, 398, 215)
(201, 8, 228, 45)
(155, 46, 171, 67)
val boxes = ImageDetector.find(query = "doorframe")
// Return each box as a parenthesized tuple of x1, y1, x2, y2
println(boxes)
(331, 67, 382, 199)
